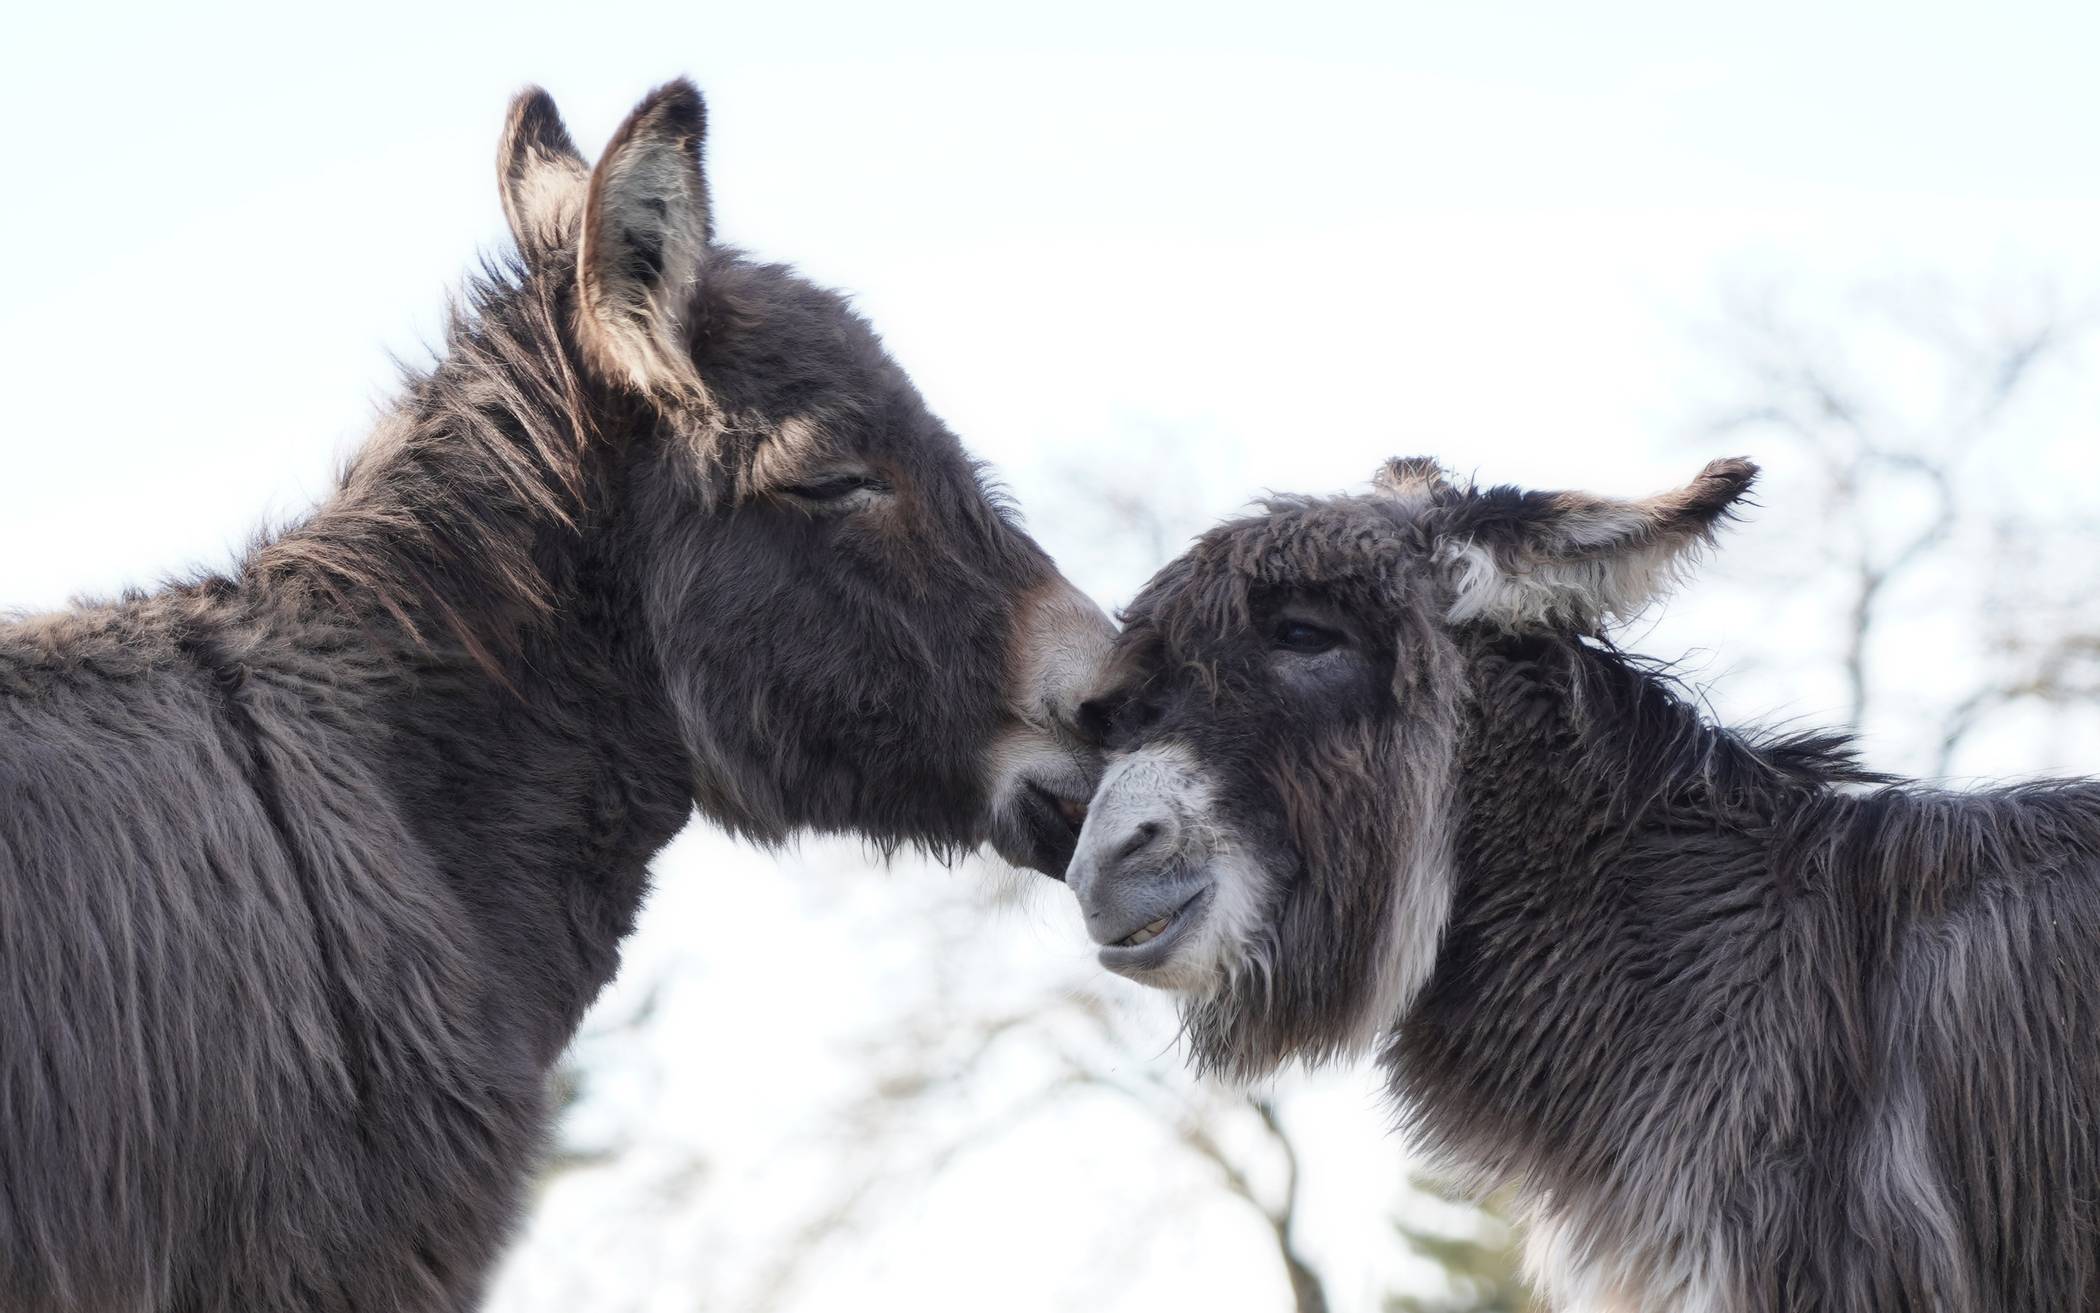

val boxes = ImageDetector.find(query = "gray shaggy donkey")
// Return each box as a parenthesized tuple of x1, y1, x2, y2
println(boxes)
(0, 82, 1111, 1312)
(1067, 456, 2100, 1312)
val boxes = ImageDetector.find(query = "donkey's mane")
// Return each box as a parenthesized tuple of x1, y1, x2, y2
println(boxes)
(1476, 630, 2100, 917)
(246, 253, 604, 675)
(1496, 630, 1880, 806)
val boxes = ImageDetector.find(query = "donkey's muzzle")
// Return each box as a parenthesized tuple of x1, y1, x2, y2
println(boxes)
(994, 777, 1090, 878)
(988, 575, 1115, 877)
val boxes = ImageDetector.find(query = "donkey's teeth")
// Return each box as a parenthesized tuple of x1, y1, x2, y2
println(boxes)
(1119, 915, 1172, 947)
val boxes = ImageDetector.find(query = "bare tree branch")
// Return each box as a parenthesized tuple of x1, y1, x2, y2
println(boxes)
(1705, 282, 2082, 746)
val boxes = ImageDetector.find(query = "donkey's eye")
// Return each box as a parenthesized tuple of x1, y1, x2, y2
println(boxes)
(782, 473, 888, 504)
(1273, 620, 1344, 654)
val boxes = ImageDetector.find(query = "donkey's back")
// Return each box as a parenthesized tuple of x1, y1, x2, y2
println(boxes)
(0, 596, 539, 1311)
(1817, 782, 2100, 1308)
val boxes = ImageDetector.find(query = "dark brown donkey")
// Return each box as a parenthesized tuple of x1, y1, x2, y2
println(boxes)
(1071, 458, 2100, 1312)
(0, 82, 1110, 1312)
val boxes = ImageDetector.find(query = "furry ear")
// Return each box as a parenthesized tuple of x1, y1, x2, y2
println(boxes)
(576, 79, 713, 398)
(1436, 458, 1758, 630)
(497, 87, 589, 263)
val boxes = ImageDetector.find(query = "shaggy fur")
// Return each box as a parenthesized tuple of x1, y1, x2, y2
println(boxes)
(0, 82, 1108, 1312)
(1070, 457, 2100, 1311)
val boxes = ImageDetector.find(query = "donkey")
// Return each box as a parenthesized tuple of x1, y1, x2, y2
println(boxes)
(0, 81, 1111, 1312)
(1067, 456, 2100, 1312)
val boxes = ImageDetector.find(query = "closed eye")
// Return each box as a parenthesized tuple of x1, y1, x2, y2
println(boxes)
(1273, 620, 1345, 654)
(782, 472, 889, 504)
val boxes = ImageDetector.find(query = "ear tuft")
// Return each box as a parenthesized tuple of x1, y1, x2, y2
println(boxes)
(577, 79, 714, 397)
(498, 86, 589, 263)
(1438, 457, 1758, 631)
(1372, 456, 1453, 509)
(1681, 456, 1759, 520)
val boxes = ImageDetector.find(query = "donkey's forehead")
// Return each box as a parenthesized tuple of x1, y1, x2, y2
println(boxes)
(1194, 494, 1419, 590)
(696, 260, 942, 456)
(704, 259, 897, 376)
(1117, 495, 1422, 659)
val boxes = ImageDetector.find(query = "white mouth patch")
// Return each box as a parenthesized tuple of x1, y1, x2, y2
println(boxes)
(1081, 731, 1460, 1059)
(1075, 744, 1275, 993)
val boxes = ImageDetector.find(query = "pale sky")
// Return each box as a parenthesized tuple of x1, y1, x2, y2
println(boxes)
(8, 0, 2099, 612)
(4, 4, 2098, 1310)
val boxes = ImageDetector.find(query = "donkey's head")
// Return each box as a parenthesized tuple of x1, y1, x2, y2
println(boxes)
(1067, 457, 1756, 1073)
(497, 83, 1112, 875)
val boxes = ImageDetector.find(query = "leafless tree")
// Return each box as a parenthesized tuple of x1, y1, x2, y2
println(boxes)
(731, 893, 1335, 1313)
(1702, 278, 2097, 774)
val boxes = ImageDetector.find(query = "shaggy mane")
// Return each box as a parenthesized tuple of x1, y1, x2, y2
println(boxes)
(246, 253, 604, 677)
(1511, 631, 1882, 799)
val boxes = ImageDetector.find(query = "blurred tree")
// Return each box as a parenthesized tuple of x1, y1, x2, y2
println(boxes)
(728, 911, 1337, 1313)
(1701, 278, 2098, 776)
(1386, 1182, 1531, 1313)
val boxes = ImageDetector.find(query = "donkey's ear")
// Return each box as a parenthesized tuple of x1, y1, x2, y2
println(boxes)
(1437, 458, 1758, 630)
(498, 87, 589, 263)
(575, 79, 713, 398)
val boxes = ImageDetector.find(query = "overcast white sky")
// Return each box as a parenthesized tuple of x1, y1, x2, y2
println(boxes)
(7, 0, 2099, 612)
(4, 3, 2098, 1310)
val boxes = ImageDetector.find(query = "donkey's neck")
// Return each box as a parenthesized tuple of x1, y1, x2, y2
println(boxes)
(1390, 635, 1859, 1292)
(238, 269, 694, 1058)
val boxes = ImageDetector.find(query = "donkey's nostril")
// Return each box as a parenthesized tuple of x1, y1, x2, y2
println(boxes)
(1115, 821, 1164, 864)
